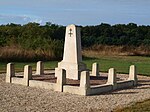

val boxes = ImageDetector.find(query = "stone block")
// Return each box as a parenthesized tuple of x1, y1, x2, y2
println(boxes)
(107, 68, 117, 90)
(56, 61, 86, 80)
(80, 71, 90, 95)
(90, 84, 113, 95)
(117, 80, 134, 89)
(63, 24, 82, 63)
(91, 63, 99, 76)
(55, 68, 58, 77)
(24, 65, 32, 86)
(55, 69, 66, 92)
(29, 80, 56, 90)
(128, 65, 137, 85)
(11, 77, 25, 85)
(36, 61, 44, 75)
(63, 85, 80, 95)
(6, 63, 15, 83)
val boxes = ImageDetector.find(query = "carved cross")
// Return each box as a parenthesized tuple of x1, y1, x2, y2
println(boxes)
(68, 28, 73, 37)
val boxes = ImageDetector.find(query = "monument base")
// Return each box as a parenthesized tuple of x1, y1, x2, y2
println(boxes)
(55, 61, 87, 80)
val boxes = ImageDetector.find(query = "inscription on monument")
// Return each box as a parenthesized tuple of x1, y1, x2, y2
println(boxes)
(68, 28, 73, 37)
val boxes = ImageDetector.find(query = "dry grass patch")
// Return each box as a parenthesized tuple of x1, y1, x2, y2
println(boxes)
(114, 99, 150, 112)
(83, 45, 150, 56)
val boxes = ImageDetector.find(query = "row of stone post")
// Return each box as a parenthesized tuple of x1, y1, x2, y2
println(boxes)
(56, 64, 137, 92)
(55, 68, 90, 95)
(81, 65, 137, 94)
(6, 61, 137, 95)
(6, 61, 44, 83)
(107, 65, 137, 86)
(91, 63, 137, 85)
(6, 63, 32, 86)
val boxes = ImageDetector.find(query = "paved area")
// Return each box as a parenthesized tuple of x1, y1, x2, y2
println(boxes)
(0, 72, 150, 112)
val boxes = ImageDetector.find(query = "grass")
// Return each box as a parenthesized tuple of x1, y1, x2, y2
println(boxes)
(114, 99, 150, 112)
(0, 61, 58, 73)
(0, 46, 63, 62)
(83, 55, 150, 76)
(0, 55, 150, 76)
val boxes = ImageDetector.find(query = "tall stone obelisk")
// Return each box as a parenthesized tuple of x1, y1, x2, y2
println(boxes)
(55, 24, 86, 80)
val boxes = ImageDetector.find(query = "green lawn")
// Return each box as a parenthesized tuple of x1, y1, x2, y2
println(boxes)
(84, 56, 150, 76)
(0, 56, 150, 76)
(0, 61, 58, 73)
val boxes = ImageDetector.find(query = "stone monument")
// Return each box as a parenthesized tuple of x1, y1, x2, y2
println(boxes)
(5, 24, 138, 96)
(55, 24, 86, 80)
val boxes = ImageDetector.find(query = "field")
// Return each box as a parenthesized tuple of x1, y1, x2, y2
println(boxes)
(0, 55, 150, 76)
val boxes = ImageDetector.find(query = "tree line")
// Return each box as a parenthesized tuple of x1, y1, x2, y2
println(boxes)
(0, 22, 150, 48)
(81, 23, 150, 47)
(0, 22, 150, 61)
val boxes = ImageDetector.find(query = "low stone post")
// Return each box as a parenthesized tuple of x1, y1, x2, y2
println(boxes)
(80, 71, 90, 95)
(55, 68, 59, 77)
(24, 65, 32, 86)
(36, 61, 44, 75)
(56, 69, 66, 92)
(128, 65, 137, 85)
(91, 63, 99, 76)
(107, 68, 117, 90)
(6, 63, 15, 83)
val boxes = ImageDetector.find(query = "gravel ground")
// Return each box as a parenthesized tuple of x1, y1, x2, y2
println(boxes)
(0, 72, 150, 112)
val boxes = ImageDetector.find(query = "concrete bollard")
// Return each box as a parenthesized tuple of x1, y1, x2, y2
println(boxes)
(24, 65, 32, 86)
(55, 68, 59, 77)
(80, 71, 90, 95)
(36, 61, 44, 75)
(6, 63, 15, 83)
(91, 63, 99, 76)
(128, 65, 137, 85)
(56, 69, 66, 92)
(107, 68, 117, 89)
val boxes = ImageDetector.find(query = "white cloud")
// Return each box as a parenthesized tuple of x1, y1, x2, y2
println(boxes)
(31, 18, 43, 24)
(0, 14, 44, 25)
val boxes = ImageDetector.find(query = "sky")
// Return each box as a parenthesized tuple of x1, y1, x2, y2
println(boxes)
(0, 0, 150, 26)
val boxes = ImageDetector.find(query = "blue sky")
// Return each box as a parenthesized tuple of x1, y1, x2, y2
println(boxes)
(0, 0, 150, 26)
